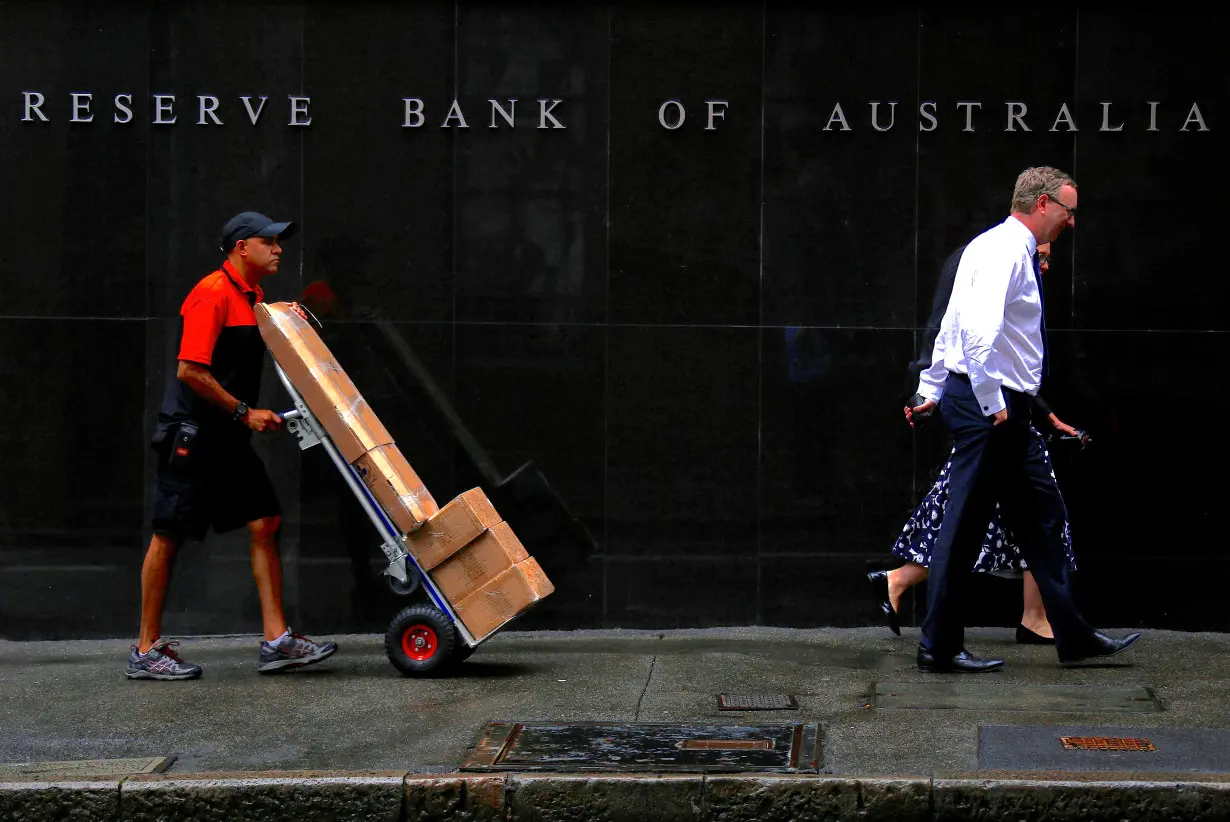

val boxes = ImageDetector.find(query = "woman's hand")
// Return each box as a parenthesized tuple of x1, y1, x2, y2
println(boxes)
(1047, 413, 1079, 438)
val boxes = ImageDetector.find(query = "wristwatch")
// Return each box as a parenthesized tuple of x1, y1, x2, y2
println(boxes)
(232, 401, 249, 422)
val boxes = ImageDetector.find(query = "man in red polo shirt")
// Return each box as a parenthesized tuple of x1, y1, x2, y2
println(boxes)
(127, 212, 337, 680)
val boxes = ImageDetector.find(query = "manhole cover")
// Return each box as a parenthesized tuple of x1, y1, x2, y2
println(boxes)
(461, 722, 821, 773)
(980, 726, 1230, 772)
(718, 694, 799, 711)
(0, 756, 174, 779)
(870, 683, 1161, 712)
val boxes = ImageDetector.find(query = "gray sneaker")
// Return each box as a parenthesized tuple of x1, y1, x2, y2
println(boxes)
(126, 638, 203, 680)
(258, 629, 337, 673)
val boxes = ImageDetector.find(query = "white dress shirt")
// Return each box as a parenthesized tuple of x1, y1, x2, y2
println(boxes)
(916, 217, 1045, 415)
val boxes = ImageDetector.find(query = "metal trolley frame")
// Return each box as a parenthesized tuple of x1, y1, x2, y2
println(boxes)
(273, 360, 482, 675)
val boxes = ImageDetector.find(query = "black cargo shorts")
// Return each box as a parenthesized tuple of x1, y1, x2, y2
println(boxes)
(150, 423, 281, 541)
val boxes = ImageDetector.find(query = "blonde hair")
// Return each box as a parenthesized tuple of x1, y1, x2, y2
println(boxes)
(1011, 167, 1077, 213)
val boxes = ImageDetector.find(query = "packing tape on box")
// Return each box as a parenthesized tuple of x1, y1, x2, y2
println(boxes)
(336, 402, 371, 428)
(300, 365, 358, 414)
(424, 524, 457, 544)
(398, 489, 431, 508)
(305, 362, 342, 382)
(306, 364, 330, 383)
(267, 308, 342, 378)
(268, 306, 304, 333)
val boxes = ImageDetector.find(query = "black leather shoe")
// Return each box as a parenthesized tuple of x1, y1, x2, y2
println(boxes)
(1058, 631, 1142, 666)
(1016, 624, 1056, 645)
(917, 646, 1004, 673)
(866, 570, 900, 636)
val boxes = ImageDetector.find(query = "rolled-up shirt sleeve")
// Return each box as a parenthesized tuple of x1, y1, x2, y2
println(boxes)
(916, 331, 948, 403)
(956, 250, 1014, 415)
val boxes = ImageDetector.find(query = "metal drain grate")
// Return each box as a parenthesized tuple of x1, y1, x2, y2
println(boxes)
(718, 694, 799, 711)
(1062, 736, 1156, 752)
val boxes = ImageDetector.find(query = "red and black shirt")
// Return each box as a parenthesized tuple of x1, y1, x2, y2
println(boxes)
(156, 261, 267, 442)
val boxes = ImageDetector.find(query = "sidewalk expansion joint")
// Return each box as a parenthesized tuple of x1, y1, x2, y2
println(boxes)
(634, 653, 658, 721)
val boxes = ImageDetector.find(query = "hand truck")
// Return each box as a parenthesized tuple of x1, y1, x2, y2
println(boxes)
(273, 361, 481, 676)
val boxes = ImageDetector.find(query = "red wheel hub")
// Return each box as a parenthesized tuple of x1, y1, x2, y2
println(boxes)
(401, 624, 438, 661)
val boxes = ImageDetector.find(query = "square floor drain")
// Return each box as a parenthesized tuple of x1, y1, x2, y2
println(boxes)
(0, 756, 174, 780)
(462, 722, 821, 773)
(718, 694, 799, 711)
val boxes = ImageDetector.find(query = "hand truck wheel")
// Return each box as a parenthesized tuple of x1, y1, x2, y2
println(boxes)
(385, 604, 457, 676)
(385, 566, 421, 597)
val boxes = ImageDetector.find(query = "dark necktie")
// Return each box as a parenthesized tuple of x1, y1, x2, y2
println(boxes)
(1032, 252, 1050, 381)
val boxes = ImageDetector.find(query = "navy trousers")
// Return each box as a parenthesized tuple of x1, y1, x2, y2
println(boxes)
(919, 373, 1095, 660)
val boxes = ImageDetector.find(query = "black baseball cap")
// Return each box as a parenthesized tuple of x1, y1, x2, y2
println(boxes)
(219, 211, 296, 253)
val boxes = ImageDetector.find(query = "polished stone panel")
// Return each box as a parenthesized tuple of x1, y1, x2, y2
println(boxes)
(302, 2, 456, 323)
(1072, 11, 1229, 331)
(146, 3, 305, 318)
(0, 2, 148, 319)
(606, 558, 757, 629)
(608, 6, 763, 326)
(453, 323, 605, 525)
(606, 326, 759, 559)
(0, 319, 145, 542)
(760, 328, 917, 557)
(763, 9, 918, 327)
(454, 6, 610, 324)
(1051, 329, 1230, 566)
(759, 555, 896, 629)
(0, 318, 146, 639)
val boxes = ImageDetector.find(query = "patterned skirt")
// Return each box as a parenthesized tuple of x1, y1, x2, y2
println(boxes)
(890, 427, 1077, 575)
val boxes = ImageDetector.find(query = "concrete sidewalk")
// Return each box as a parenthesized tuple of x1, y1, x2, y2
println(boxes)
(2, 626, 1228, 820)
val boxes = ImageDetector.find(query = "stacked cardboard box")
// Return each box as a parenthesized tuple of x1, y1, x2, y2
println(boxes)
(256, 303, 438, 532)
(409, 489, 554, 641)
(256, 302, 553, 642)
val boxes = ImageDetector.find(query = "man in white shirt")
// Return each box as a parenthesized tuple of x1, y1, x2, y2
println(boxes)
(907, 167, 1141, 672)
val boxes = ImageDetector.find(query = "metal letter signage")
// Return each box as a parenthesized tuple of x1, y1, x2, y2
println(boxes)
(659, 99, 685, 130)
(10, 91, 1213, 133)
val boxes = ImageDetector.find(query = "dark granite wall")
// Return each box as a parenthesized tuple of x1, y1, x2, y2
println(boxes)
(1, 3, 1223, 639)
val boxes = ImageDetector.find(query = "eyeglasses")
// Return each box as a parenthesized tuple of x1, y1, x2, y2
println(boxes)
(1044, 194, 1077, 216)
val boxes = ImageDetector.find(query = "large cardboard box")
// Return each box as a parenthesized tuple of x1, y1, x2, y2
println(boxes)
(256, 302, 438, 531)
(353, 445, 438, 534)
(256, 302, 553, 638)
(408, 487, 501, 571)
(430, 521, 529, 603)
(256, 302, 393, 462)
(452, 556, 555, 641)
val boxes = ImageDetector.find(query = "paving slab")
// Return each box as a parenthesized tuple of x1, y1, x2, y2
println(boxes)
(0, 626, 1226, 780)
(978, 725, 1230, 773)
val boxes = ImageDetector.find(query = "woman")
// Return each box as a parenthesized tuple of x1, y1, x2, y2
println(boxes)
(869, 243, 1084, 644)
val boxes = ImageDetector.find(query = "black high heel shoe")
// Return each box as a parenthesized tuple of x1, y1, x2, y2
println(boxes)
(867, 571, 900, 636)
(1015, 624, 1056, 645)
